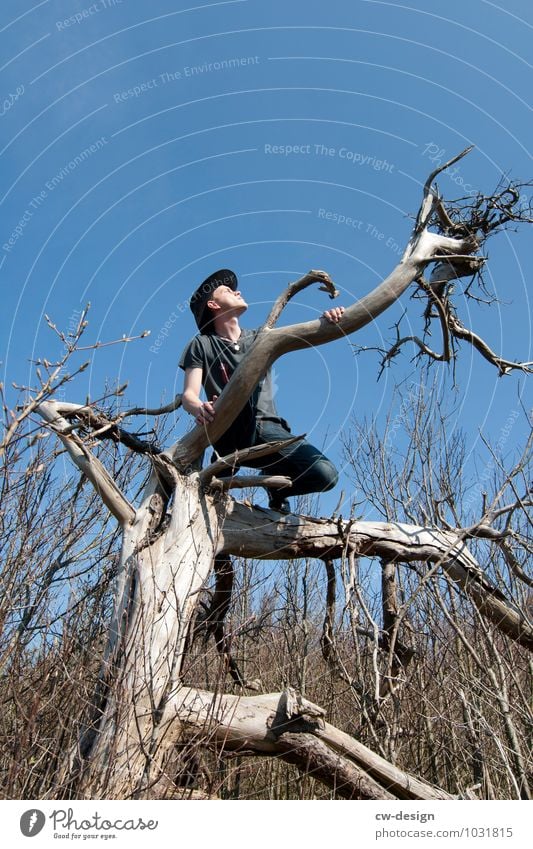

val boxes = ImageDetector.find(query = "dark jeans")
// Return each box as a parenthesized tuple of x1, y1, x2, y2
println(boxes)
(215, 417, 338, 499)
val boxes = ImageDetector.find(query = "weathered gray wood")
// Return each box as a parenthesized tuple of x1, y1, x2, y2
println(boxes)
(173, 687, 451, 800)
(72, 475, 220, 797)
(220, 502, 533, 651)
(38, 401, 135, 526)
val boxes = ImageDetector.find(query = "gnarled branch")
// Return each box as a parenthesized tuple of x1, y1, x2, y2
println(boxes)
(38, 401, 135, 526)
(262, 269, 340, 330)
(210, 474, 292, 491)
(120, 394, 182, 419)
(197, 435, 304, 485)
(219, 502, 533, 652)
(174, 686, 452, 800)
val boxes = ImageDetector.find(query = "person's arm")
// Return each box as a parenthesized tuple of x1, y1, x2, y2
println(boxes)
(182, 367, 217, 425)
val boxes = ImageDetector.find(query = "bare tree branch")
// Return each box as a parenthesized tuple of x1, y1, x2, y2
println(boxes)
(49, 402, 164, 456)
(262, 269, 340, 330)
(38, 401, 135, 527)
(447, 313, 533, 375)
(197, 435, 305, 485)
(174, 686, 452, 800)
(120, 394, 182, 419)
(210, 474, 292, 491)
(220, 503, 533, 651)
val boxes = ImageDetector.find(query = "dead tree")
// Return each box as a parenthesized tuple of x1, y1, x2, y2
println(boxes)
(34, 149, 533, 800)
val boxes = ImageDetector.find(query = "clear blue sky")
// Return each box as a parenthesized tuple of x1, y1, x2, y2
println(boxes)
(1, 0, 531, 515)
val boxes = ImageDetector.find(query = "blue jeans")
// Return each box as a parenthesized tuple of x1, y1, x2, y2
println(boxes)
(244, 417, 338, 499)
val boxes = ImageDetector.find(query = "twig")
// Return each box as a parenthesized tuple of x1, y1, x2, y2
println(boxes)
(423, 145, 475, 198)
(209, 474, 292, 491)
(448, 314, 533, 375)
(120, 395, 182, 419)
(263, 270, 339, 330)
(198, 435, 305, 485)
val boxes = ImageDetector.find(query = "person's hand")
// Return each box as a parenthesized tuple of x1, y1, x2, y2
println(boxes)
(323, 306, 345, 323)
(195, 396, 217, 425)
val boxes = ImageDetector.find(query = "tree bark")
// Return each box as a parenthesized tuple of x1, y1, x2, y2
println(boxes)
(220, 500, 533, 651)
(69, 475, 220, 797)
(172, 686, 451, 800)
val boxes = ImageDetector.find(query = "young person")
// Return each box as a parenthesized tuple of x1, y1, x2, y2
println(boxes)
(179, 269, 344, 512)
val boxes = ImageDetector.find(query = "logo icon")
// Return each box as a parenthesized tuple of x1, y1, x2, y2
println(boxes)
(20, 810, 46, 837)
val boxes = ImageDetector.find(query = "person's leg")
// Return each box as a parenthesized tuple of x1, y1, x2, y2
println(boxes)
(247, 419, 338, 509)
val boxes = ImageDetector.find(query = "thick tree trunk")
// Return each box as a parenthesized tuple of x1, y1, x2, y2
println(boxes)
(70, 476, 221, 798)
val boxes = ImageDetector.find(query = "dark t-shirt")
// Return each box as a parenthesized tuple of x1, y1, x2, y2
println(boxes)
(179, 328, 283, 452)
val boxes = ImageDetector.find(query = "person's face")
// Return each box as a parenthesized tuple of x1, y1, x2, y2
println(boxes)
(207, 285, 248, 317)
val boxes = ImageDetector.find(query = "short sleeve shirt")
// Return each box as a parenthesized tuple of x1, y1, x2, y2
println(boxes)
(179, 328, 281, 424)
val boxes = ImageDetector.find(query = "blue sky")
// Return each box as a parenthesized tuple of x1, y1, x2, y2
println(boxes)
(1, 0, 531, 516)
